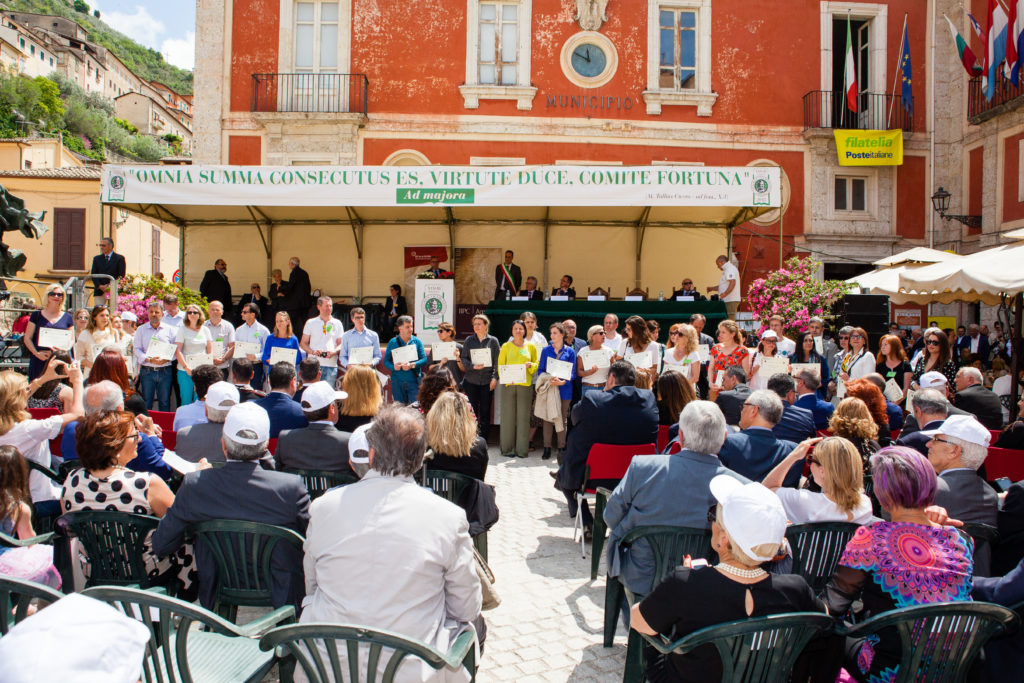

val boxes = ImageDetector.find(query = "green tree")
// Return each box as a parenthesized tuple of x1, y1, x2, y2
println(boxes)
(73, 1, 89, 13)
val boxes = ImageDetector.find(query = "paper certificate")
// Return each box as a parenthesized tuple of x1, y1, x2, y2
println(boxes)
(391, 344, 419, 365)
(146, 339, 176, 361)
(883, 378, 904, 404)
(432, 342, 458, 361)
(38, 327, 73, 350)
(210, 342, 225, 359)
(235, 341, 261, 358)
(790, 363, 821, 380)
(715, 370, 725, 387)
(579, 348, 611, 370)
(627, 352, 653, 369)
(697, 344, 710, 363)
(905, 388, 916, 410)
(184, 353, 214, 369)
(268, 347, 297, 366)
(546, 357, 573, 381)
(348, 346, 374, 365)
(757, 356, 790, 379)
(499, 363, 527, 384)
(161, 450, 197, 473)
(470, 348, 492, 367)
(836, 378, 846, 399)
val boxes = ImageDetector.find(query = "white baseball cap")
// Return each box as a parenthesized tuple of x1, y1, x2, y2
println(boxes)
(349, 422, 372, 466)
(205, 381, 240, 410)
(760, 329, 778, 340)
(223, 402, 270, 445)
(919, 371, 948, 389)
(709, 475, 788, 562)
(119, 311, 137, 322)
(299, 381, 348, 412)
(922, 414, 992, 448)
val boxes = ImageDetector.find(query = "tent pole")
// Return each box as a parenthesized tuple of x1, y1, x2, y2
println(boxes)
(345, 207, 364, 303)
(779, 207, 784, 269)
(542, 207, 550, 293)
(1012, 293, 1022, 422)
(635, 207, 651, 289)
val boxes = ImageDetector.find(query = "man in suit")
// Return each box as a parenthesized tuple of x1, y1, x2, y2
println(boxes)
(152, 402, 310, 611)
(422, 255, 444, 278)
(767, 373, 816, 443)
(957, 324, 990, 364)
(493, 249, 522, 300)
(925, 414, 998, 575)
(235, 282, 271, 327)
(896, 388, 949, 456)
(284, 256, 312, 335)
(899, 372, 971, 437)
(89, 237, 126, 300)
(275, 381, 352, 474)
(954, 366, 1003, 429)
(254, 362, 308, 438)
(793, 369, 834, 430)
(518, 276, 543, 301)
(717, 389, 800, 485)
(669, 278, 705, 301)
(175, 381, 240, 463)
(552, 274, 576, 299)
(383, 284, 407, 341)
(808, 317, 840, 373)
(555, 361, 658, 532)
(714, 366, 751, 426)
(604, 401, 746, 598)
(199, 259, 233, 318)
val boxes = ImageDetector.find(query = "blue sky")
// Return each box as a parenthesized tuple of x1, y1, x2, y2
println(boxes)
(92, 1, 196, 71)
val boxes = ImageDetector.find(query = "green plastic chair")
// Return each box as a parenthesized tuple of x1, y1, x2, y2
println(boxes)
(640, 612, 836, 683)
(605, 525, 713, 683)
(838, 601, 1019, 682)
(423, 468, 489, 562)
(258, 622, 478, 683)
(83, 585, 294, 683)
(55, 510, 164, 591)
(187, 519, 305, 622)
(281, 468, 359, 500)
(785, 522, 860, 593)
(26, 461, 65, 534)
(0, 575, 64, 636)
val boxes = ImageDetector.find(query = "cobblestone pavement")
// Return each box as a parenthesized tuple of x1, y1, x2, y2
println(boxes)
(477, 445, 627, 682)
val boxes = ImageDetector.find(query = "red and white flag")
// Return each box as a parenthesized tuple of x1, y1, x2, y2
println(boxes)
(844, 15, 858, 112)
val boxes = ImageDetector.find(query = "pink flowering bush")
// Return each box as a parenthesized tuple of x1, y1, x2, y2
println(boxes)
(116, 274, 208, 318)
(746, 257, 852, 336)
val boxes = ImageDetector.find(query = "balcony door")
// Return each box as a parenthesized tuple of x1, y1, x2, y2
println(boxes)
(830, 17, 878, 129)
(294, 1, 341, 112)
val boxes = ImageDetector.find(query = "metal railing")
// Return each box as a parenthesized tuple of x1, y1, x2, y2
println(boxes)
(803, 90, 913, 131)
(251, 73, 369, 114)
(968, 72, 1024, 123)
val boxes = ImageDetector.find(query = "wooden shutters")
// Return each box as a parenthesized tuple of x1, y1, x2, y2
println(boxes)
(52, 208, 85, 270)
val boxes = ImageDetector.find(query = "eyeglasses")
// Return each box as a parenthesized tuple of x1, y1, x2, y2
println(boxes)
(594, 331, 605, 336)
(839, 335, 849, 340)
(807, 456, 821, 466)
(668, 331, 680, 337)
(926, 339, 940, 346)
(682, 281, 693, 285)
(763, 339, 776, 344)
(931, 436, 955, 446)
(187, 311, 200, 316)
(48, 292, 64, 299)
(125, 432, 141, 443)
(850, 334, 864, 340)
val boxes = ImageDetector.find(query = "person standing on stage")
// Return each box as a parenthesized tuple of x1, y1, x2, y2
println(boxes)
(707, 254, 741, 317)
(494, 250, 522, 300)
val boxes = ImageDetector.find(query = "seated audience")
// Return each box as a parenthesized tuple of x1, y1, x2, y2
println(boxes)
(717, 389, 800, 485)
(972, 555, 1024, 679)
(631, 475, 824, 683)
(953, 366, 1003, 430)
(174, 382, 240, 464)
(27, 352, 74, 412)
(299, 404, 481, 678)
(555, 361, 658, 533)
(293, 357, 322, 404)
(862, 373, 904, 433)
(254, 362, 308, 438)
(86, 348, 147, 415)
(275, 381, 352, 475)
(172, 364, 222, 431)
(793, 368, 834, 430)
(152, 402, 310, 611)
(0, 445, 61, 588)
(62, 410, 196, 598)
(822, 447, 974, 683)
(229, 358, 264, 402)
(899, 371, 970, 436)
(713, 366, 751, 427)
(655, 370, 696, 428)
(763, 436, 873, 523)
(766, 373, 816, 443)
(425, 391, 488, 481)
(335, 364, 382, 432)
(895, 388, 949, 456)
(844, 378, 892, 446)
(829, 398, 882, 466)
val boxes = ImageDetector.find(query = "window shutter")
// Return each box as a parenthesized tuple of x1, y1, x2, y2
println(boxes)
(52, 208, 86, 270)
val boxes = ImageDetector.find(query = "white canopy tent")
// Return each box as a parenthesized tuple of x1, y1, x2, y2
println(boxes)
(846, 248, 963, 304)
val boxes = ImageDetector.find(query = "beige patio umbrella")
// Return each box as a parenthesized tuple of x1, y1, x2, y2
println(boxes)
(846, 248, 962, 304)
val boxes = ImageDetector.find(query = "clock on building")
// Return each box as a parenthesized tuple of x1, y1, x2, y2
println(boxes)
(560, 32, 617, 88)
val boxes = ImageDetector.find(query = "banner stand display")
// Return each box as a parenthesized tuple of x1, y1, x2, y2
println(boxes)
(415, 278, 454, 347)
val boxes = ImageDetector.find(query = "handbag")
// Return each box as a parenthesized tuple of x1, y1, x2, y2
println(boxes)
(473, 547, 500, 611)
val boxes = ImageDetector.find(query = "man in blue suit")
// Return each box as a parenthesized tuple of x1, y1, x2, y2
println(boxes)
(254, 362, 308, 438)
(555, 361, 659, 532)
(793, 369, 834, 430)
(767, 373, 816, 443)
(717, 389, 800, 485)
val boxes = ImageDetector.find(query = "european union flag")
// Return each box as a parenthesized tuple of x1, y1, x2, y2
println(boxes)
(900, 23, 913, 115)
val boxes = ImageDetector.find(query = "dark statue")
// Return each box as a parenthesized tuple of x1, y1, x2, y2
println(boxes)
(0, 184, 48, 278)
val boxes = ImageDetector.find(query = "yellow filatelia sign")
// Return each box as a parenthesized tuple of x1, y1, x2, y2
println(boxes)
(834, 130, 903, 166)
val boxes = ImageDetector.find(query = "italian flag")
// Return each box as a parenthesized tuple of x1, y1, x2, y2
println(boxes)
(945, 14, 983, 76)
(844, 16, 858, 112)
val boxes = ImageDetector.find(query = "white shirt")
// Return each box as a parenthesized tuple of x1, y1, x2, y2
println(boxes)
(970, 335, 981, 354)
(204, 319, 236, 368)
(617, 339, 662, 373)
(775, 488, 874, 525)
(579, 346, 614, 385)
(0, 416, 63, 502)
(776, 337, 796, 358)
(602, 331, 622, 352)
(133, 321, 178, 369)
(174, 325, 213, 356)
(718, 261, 740, 302)
(303, 316, 345, 367)
(235, 320, 271, 357)
(162, 309, 185, 330)
(663, 348, 701, 377)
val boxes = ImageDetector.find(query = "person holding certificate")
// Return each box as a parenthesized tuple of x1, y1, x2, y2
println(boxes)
(748, 330, 789, 392)
(426, 321, 464, 386)
(537, 322, 577, 460)
(74, 305, 124, 375)
(838, 327, 876, 383)
(383, 315, 429, 404)
(235, 302, 271, 390)
(461, 314, 500, 438)
(708, 320, 751, 396)
(577, 325, 613, 395)
(498, 319, 538, 458)
(616, 316, 661, 381)
(300, 296, 345, 389)
(24, 284, 74, 381)
(662, 323, 702, 388)
(793, 331, 831, 399)
(262, 311, 304, 377)
(174, 305, 214, 406)
(338, 307, 381, 372)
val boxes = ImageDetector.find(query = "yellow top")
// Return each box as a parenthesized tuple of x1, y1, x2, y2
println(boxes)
(497, 340, 538, 386)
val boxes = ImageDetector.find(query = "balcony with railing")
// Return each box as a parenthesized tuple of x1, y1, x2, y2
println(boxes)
(250, 73, 369, 115)
(803, 90, 913, 131)
(968, 72, 1024, 124)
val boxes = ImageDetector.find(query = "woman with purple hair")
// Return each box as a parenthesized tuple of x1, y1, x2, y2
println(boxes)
(822, 446, 974, 682)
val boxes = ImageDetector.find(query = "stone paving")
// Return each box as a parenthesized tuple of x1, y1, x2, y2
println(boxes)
(476, 446, 627, 682)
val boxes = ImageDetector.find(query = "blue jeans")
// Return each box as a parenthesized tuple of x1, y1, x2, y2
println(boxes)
(392, 377, 420, 404)
(582, 383, 604, 396)
(319, 365, 338, 390)
(177, 369, 196, 405)
(140, 366, 173, 411)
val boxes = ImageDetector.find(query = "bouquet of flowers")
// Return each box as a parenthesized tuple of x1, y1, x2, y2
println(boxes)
(745, 257, 852, 336)
(416, 270, 454, 280)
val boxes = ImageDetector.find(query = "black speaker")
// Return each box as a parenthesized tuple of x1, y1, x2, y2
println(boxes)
(835, 294, 890, 350)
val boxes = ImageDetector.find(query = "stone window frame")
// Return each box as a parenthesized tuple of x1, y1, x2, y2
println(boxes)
(643, 0, 716, 116)
(818, 2, 887, 96)
(460, 0, 537, 111)
(277, 0, 352, 76)
(384, 150, 432, 166)
(828, 168, 877, 220)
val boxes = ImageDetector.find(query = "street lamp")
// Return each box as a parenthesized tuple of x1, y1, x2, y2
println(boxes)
(930, 187, 982, 229)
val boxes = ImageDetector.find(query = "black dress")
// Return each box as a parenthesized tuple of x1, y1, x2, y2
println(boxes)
(335, 413, 373, 433)
(427, 436, 488, 480)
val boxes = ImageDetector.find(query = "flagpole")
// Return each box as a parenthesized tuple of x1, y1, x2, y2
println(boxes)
(888, 13, 909, 128)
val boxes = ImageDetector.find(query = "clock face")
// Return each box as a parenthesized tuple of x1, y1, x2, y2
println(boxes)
(570, 43, 608, 78)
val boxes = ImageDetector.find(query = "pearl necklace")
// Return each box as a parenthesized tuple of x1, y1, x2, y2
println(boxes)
(715, 563, 767, 579)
